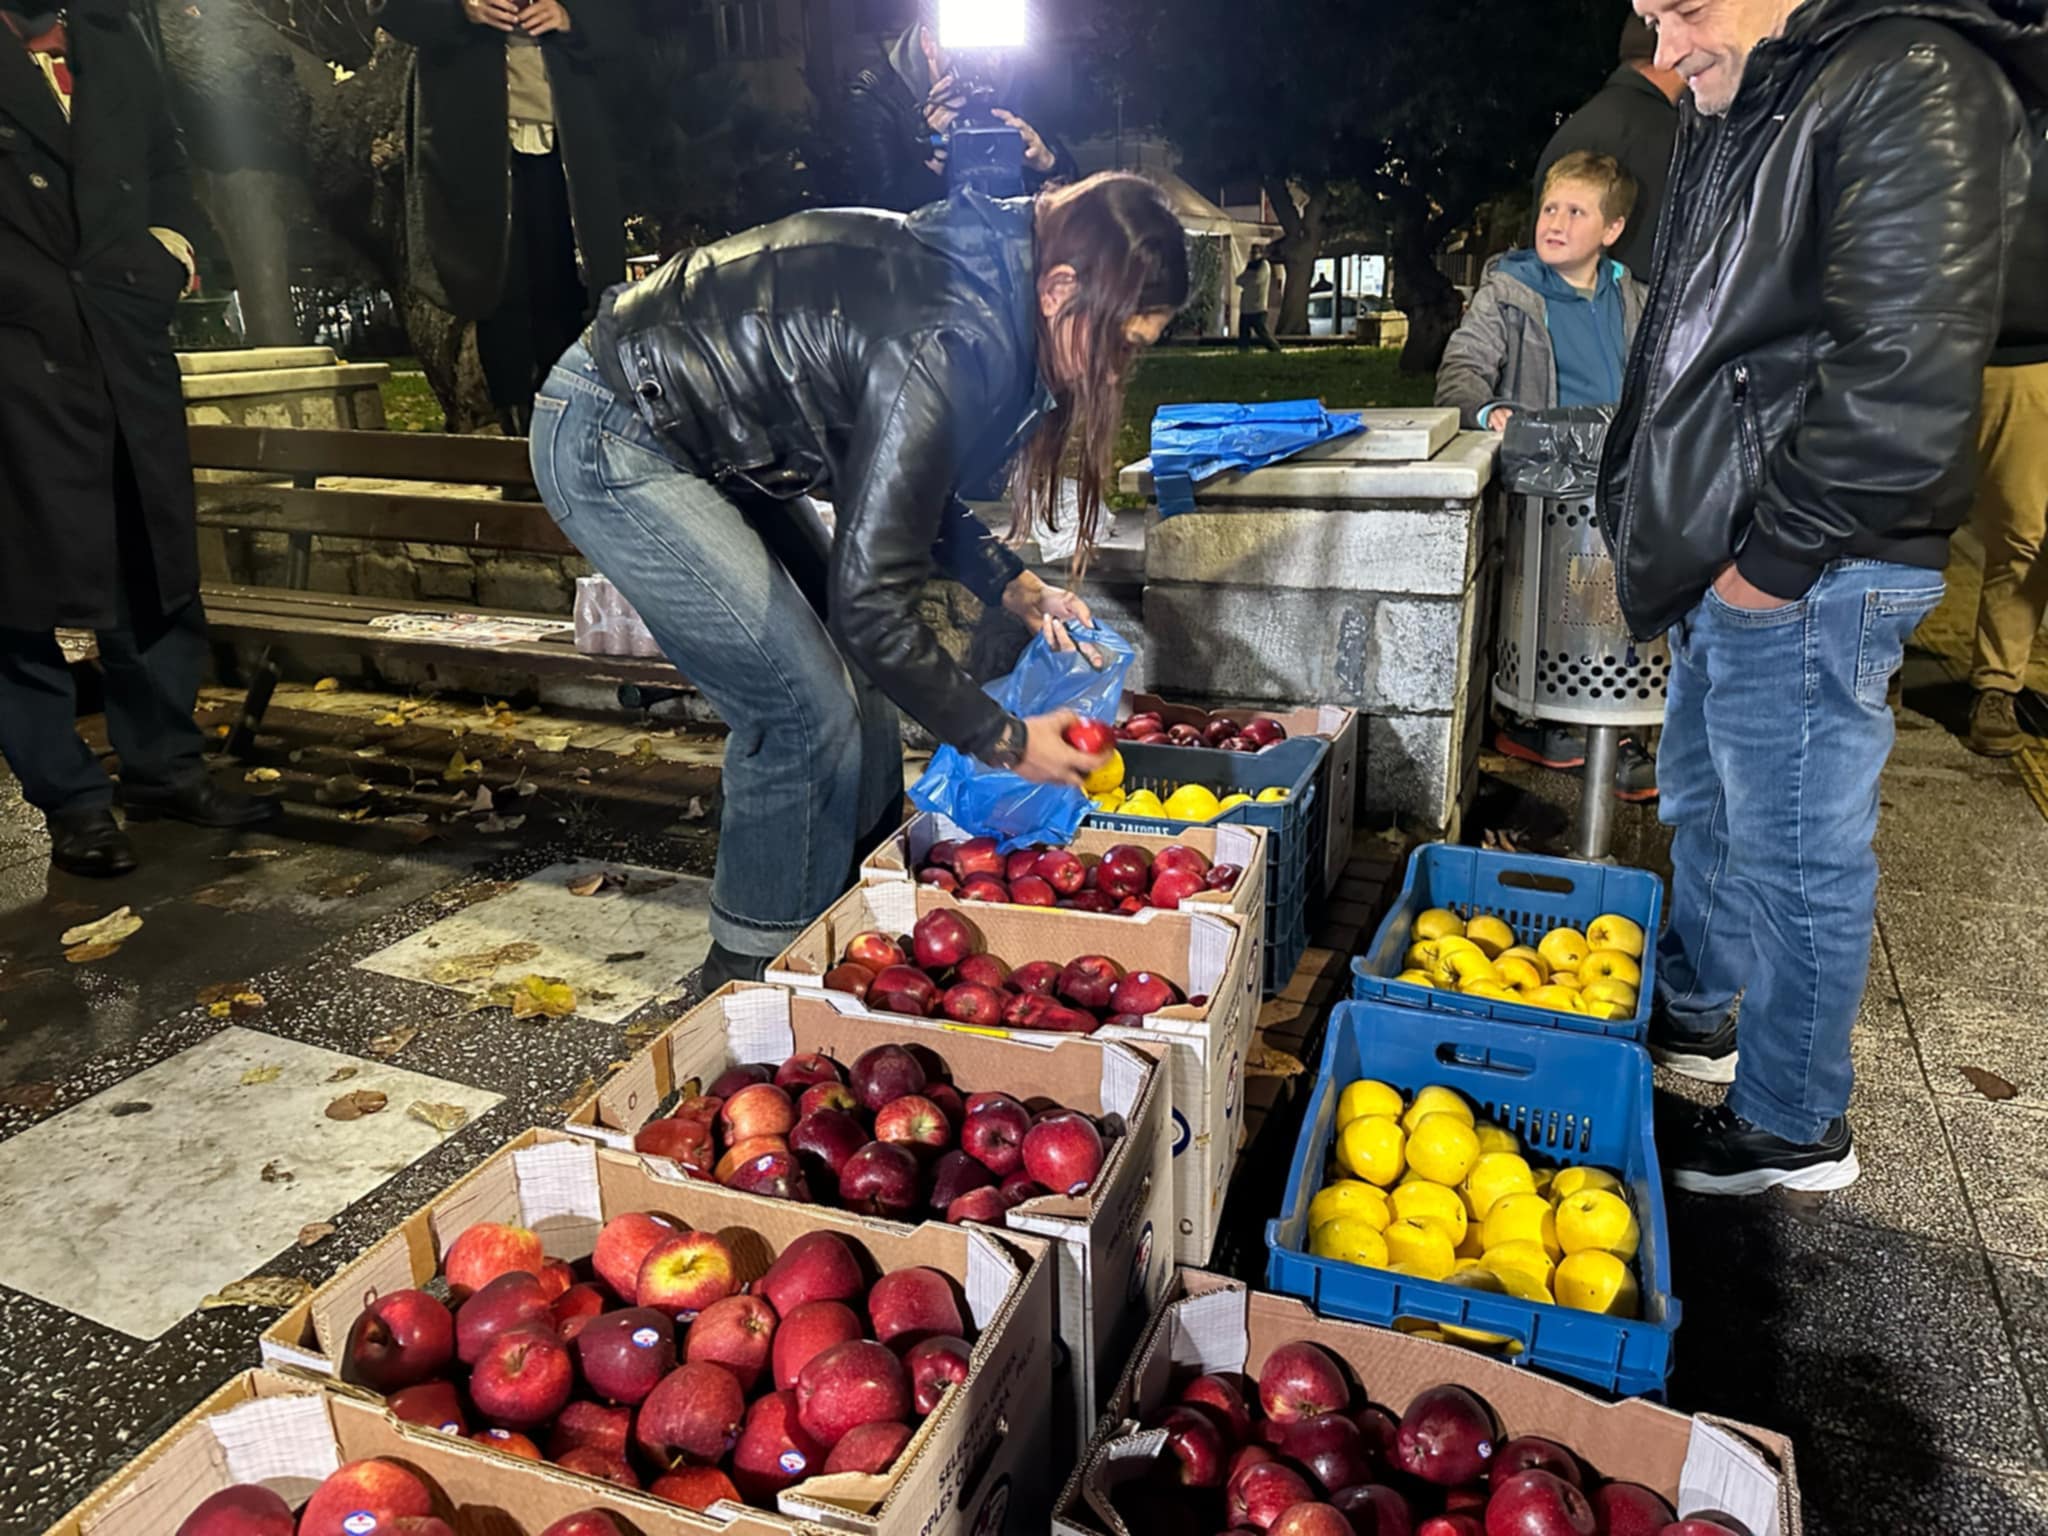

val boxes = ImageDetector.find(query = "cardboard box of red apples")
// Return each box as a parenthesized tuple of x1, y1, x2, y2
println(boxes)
(1119, 692, 1361, 899)
(768, 879, 1257, 1269)
(561, 981, 1174, 1452)
(860, 811, 1271, 992)
(1054, 1271, 1801, 1536)
(257, 1128, 1058, 1536)
(45, 1368, 782, 1536)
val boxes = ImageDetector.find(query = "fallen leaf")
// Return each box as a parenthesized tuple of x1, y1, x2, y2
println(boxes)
(340, 806, 374, 823)
(314, 677, 341, 692)
(513, 782, 538, 798)
(1246, 1045, 1307, 1079)
(535, 732, 572, 753)
(196, 980, 251, 1005)
(409, 1100, 469, 1136)
(574, 767, 592, 784)
(327, 1066, 358, 1083)
(447, 750, 481, 778)
(260, 1159, 294, 1183)
(0, 1081, 58, 1112)
(466, 785, 496, 815)
(214, 723, 232, 738)
(326, 1089, 389, 1120)
(200, 1275, 313, 1310)
(1960, 1066, 2019, 1101)
(354, 745, 386, 759)
(567, 871, 621, 897)
(367, 1024, 419, 1059)
(373, 711, 408, 727)
(490, 709, 519, 730)
(297, 1222, 336, 1246)
(64, 940, 125, 964)
(311, 872, 369, 900)
(245, 767, 283, 783)
(189, 882, 248, 909)
(61, 908, 143, 947)
(632, 737, 655, 761)
(222, 848, 285, 861)
(429, 942, 542, 985)
(288, 750, 306, 765)
(315, 776, 372, 807)
(509, 974, 576, 1019)
(384, 812, 430, 825)
(681, 795, 708, 821)
(477, 814, 527, 834)
(241, 1064, 282, 1086)
(605, 950, 646, 964)
(400, 698, 428, 717)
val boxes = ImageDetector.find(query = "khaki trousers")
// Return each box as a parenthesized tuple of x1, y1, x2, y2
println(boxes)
(1971, 361, 2048, 693)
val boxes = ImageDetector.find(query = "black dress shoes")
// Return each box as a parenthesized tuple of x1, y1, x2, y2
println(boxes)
(119, 777, 280, 829)
(47, 807, 138, 878)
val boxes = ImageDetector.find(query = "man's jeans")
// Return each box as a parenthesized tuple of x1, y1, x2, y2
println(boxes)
(530, 340, 905, 959)
(1657, 559, 1945, 1143)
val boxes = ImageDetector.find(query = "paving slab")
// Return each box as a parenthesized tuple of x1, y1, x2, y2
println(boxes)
(1797, 1431, 2048, 1536)
(1938, 1097, 2048, 1262)
(1878, 885, 2048, 1000)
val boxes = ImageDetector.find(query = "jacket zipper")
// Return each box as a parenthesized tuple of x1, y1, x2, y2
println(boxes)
(1731, 362, 1763, 491)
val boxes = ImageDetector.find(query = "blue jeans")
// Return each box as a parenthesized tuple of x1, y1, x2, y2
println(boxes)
(529, 340, 905, 959)
(1656, 559, 1945, 1143)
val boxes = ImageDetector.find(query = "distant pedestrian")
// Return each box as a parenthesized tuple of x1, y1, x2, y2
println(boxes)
(1608, 0, 2044, 1195)
(1534, 15, 1683, 281)
(1963, 117, 2048, 758)
(1236, 246, 1282, 353)
(0, 0, 274, 877)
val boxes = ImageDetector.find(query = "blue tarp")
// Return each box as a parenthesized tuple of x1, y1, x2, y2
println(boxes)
(1148, 400, 1367, 516)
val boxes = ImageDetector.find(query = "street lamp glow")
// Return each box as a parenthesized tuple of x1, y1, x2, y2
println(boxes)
(937, 0, 1027, 50)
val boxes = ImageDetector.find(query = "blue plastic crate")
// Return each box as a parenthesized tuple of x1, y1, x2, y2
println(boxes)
(1353, 845, 1665, 1041)
(1265, 1000, 1678, 1397)
(1088, 735, 1328, 995)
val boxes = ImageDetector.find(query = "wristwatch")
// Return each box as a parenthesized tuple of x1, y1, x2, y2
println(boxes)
(984, 715, 1028, 771)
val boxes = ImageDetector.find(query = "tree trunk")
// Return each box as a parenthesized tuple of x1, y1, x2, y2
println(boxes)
(1262, 177, 1327, 338)
(1390, 202, 1462, 375)
(196, 168, 298, 346)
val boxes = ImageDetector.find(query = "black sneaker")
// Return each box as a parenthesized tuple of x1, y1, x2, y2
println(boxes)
(1612, 737, 1659, 804)
(1967, 689, 2027, 757)
(1666, 1102, 1860, 1195)
(1649, 1009, 1739, 1084)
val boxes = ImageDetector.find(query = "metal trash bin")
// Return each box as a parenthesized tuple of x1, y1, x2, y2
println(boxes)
(1492, 408, 1669, 858)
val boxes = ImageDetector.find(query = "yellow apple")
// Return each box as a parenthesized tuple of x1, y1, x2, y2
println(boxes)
(1586, 913, 1646, 958)
(1413, 907, 1466, 942)
(1537, 927, 1591, 973)
(1579, 950, 1643, 987)
(1464, 914, 1516, 959)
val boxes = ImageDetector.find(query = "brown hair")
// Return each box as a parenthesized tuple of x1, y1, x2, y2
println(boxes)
(1542, 151, 1639, 227)
(1010, 172, 1189, 576)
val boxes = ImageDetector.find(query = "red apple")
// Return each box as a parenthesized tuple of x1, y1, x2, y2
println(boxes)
(1220, 736, 1254, 751)
(1111, 971, 1184, 1015)
(947, 1187, 1014, 1224)
(845, 931, 908, 972)
(1002, 960, 1056, 995)
(1419, 1519, 1485, 1536)
(1000, 1172, 1051, 1202)
(1278, 1412, 1376, 1496)
(684, 1293, 778, 1390)
(592, 1210, 681, 1303)
(1022, 1110, 1105, 1196)
(868, 965, 941, 1016)
(1271, 1506, 1356, 1536)
(297, 1460, 435, 1536)
(633, 1116, 716, 1174)
(1057, 954, 1125, 1011)
(1124, 713, 1165, 737)
(913, 908, 980, 970)
(1258, 1341, 1349, 1424)
(671, 1093, 724, 1124)
(840, 1140, 924, 1218)
(876, 1094, 952, 1153)
(345, 1288, 454, 1392)
(174, 1487, 295, 1536)
(637, 1360, 748, 1467)
(1243, 717, 1288, 747)
(868, 1266, 965, 1348)
(825, 962, 880, 1001)
(928, 1148, 997, 1212)
(636, 1231, 738, 1320)
(548, 1400, 632, 1461)
(926, 1081, 967, 1130)
(1205, 864, 1244, 892)
(959, 875, 1010, 903)
(1354, 1404, 1401, 1465)
(955, 953, 1012, 989)
(961, 1094, 1031, 1175)
(443, 1221, 544, 1297)
(1065, 718, 1116, 754)
(850, 1043, 929, 1110)
(1199, 717, 1238, 747)
(1180, 1373, 1253, 1442)
(925, 839, 962, 870)
(722, 1082, 798, 1143)
(1154, 1404, 1228, 1487)
(1132, 729, 1169, 744)
(774, 1054, 844, 1094)
(1068, 890, 1117, 913)
(456, 1272, 552, 1367)
(1010, 874, 1058, 906)
(824, 1419, 915, 1474)
(942, 981, 1008, 1026)
(1117, 896, 1149, 914)
(1396, 1385, 1496, 1486)
(919, 867, 961, 894)
(1002, 991, 1055, 1030)
(774, 1299, 866, 1391)
(903, 1332, 973, 1414)
(724, 1147, 810, 1202)
(708, 1063, 773, 1098)
(470, 1426, 543, 1460)
(1228, 1461, 1316, 1530)
(554, 1446, 639, 1489)
(796, 1339, 915, 1448)
(1166, 723, 1205, 746)
(537, 1517, 630, 1536)
(650, 1466, 743, 1510)
(536, 1260, 574, 1301)
(1005, 848, 1041, 883)
(1151, 869, 1207, 907)
(574, 1306, 676, 1405)
(792, 1107, 870, 1190)
(799, 1080, 862, 1117)
(758, 1231, 867, 1316)
(733, 1389, 828, 1499)
(388, 1379, 467, 1435)
(953, 837, 1004, 879)
(1590, 1484, 1676, 1536)
(1101, 841, 1153, 874)
(1229, 1444, 1278, 1479)
(1331, 1484, 1414, 1536)
(1154, 844, 1212, 879)
(1491, 1438, 1581, 1491)
(716, 1134, 790, 1184)
(1485, 1470, 1595, 1536)
(1038, 1001, 1104, 1034)
(1032, 848, 1086, 894)
(470, 1323, 573, 1429)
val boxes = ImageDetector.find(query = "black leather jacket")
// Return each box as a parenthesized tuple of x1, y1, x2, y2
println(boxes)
(590, 192, 1044, 758)
(1599, 0, 2048, 638)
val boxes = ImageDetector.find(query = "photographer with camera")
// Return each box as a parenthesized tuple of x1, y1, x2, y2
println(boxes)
(843, 10, 1075, 212)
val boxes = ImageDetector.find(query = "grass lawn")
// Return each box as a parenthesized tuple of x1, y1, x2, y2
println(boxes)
(374, 345, 1439, 475)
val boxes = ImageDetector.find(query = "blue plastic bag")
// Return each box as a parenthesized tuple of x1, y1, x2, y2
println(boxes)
(908, 620, 1136, 851)
(1149, 400, 1367, 517)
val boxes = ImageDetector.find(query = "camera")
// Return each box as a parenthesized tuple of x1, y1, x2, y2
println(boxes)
(934, 0, 1028, 196)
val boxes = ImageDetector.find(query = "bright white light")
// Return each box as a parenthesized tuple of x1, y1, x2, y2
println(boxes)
(938, 0, 1027, 49)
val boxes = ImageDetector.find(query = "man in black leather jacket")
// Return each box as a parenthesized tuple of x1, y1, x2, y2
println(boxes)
(1604, 0, 2046, 1194)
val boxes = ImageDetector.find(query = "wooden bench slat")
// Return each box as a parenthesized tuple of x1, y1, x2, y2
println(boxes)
(189, 424, 535, 485)
(200, 583, 579, 626)
(196, 487, 576, 556)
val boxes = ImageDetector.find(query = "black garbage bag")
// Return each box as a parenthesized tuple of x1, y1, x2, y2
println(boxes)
(1500, 405, 1613, 498)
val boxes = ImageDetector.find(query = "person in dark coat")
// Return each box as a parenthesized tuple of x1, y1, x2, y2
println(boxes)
(841, 17, 1076, 213)
(1533, 16, 1682, 280)
(373, 0, 626, 430)
(0, 0, 272, 878)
